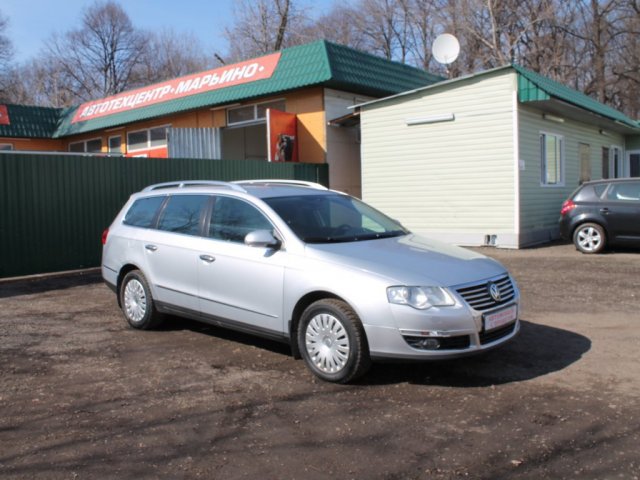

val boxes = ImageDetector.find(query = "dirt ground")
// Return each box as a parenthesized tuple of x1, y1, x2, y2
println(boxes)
(1, 242, 639, 479)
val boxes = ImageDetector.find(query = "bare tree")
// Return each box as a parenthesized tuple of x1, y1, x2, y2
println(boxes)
(300, 5, 369, 50)
(223, 0, 308, 62)
(44, 0, 148, 103)
(135, 28, 215, 84)
(0, 10, 14, 101)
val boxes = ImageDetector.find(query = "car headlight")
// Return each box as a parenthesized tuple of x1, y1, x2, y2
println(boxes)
(387, 286, 455, 310)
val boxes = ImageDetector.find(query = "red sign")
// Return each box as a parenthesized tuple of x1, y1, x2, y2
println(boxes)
(267, 109, 298, 163)
(72, 52, 282, 124)
(0, 105, 9, 126)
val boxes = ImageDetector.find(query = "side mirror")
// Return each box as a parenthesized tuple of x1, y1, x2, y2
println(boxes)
(244, 230, 281, 249)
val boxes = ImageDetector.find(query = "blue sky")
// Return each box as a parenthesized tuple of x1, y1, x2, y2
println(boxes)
(2, 0, 338, 62)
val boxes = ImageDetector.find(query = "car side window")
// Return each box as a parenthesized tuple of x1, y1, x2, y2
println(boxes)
(606, 182, 640, 202)
(209, 196, 273, 243)
(157, 195, 209, 235)
(123, 196, 165, 228)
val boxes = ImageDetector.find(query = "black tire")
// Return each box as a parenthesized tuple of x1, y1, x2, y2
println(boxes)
(573, 222, 606, 254)
(297, 299, 371, 383)
(119, 270, 163, 329)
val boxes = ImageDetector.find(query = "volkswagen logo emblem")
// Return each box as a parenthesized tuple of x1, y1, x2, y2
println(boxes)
(488, 283, 502, 302)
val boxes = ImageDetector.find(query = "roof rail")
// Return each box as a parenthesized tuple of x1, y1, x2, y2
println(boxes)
(233, 179, 328, 190)
(142, 181, 246, 192)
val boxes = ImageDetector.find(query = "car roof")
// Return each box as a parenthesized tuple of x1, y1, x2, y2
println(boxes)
(135, 179, 339, 199)
(581, 178, 640, 187)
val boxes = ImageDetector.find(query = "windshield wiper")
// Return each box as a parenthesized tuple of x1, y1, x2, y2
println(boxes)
(303, 230, 407, 244)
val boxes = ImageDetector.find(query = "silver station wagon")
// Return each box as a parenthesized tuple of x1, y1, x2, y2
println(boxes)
(102, 180, 520, 383)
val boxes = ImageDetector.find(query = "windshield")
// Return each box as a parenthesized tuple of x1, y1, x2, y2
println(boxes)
(264, 194, 409, 243)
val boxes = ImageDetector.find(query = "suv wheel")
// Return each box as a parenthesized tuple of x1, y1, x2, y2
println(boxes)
(573, 223, 606, 254)
(120, 270, 163, 329)
(298, 299, 371, 383)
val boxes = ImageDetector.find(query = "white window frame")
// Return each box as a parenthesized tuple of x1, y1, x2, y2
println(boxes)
(539, 131, 565, 187)
(126, 124, 170, 152)
(68, 137, 102, 153)
(610, 145, 624, 178)
(227, 99, 285, 127)
(628, 149, 640, 178)
(108, 135, 123, 154)
(0, 143, 13, 151)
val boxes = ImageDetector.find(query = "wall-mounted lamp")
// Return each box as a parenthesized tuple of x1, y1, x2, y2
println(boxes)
(405, 113, 455, 126)
(599, 129, 609, 136)
(542, 113, 565, 123)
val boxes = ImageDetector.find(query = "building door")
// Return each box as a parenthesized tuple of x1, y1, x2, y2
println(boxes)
(579, 143, 591, 184)
(629, 151, 640, 177)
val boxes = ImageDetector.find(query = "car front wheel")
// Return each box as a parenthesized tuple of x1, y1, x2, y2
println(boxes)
(120, 270, 163, 329)
(573, 222, 606, 254)
(298, 299, 371, 383)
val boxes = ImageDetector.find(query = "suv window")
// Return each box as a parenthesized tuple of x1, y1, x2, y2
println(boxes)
(123, 196, 165, 228)
(209, 196, 273, 243)
(606, 182, 640, 202)
(157, 195, 209, 235)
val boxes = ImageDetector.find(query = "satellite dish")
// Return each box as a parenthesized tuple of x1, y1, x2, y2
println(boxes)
(432, 33, 460, 65)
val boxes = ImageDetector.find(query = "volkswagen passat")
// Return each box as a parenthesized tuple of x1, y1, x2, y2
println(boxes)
(102, 180, 520, 383)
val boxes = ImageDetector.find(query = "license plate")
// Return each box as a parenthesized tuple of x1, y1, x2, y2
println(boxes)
(483, 305, 517, 331)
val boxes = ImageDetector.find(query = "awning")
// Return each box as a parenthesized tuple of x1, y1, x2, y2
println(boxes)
(327, 111, 360, 127)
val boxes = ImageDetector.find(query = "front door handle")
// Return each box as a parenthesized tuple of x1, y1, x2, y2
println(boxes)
(145, 244, 158, 252)
(599, 208, 610, 214)
(199, 255, 215, 263)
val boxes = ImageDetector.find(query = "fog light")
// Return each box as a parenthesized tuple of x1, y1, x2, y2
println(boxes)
(420, 338, 440, 350)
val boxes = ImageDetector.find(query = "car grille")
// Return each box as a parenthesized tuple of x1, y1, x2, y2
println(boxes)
(479, 322, 517, 345)
(455, 275, 515, 312)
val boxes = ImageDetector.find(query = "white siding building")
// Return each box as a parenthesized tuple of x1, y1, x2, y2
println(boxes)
(358, 65, 640, 248)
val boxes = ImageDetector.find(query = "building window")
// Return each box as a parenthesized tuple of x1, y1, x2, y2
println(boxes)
(602, 147, 610, 179)
(579, 143, 591, 184)
(108, 135, 122, 154)
(611, 145, 623, 178)
(540, 132, 564, 186)
(227, 99, 285, 126)
(0, 143, 13, 151)
(603, 146, 624, 178)
(127, 125, 169, 152)
(69, 138, 102, 153)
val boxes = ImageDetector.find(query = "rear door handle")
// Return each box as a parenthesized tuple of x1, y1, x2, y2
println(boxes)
(199, 255, 215, 263)
(599, 208, 610, 214)
(145, 244, 158, 252)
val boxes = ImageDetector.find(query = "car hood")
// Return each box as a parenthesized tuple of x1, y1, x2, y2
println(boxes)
(304, 234, 507, 287)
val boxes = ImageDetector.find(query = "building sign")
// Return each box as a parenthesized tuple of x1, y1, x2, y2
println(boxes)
(267, 109, 298, 162)
(0, 105, 9, 126)
(72, 52, 282, 124)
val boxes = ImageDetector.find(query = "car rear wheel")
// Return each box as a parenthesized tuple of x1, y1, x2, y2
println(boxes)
(573, 223, 606, 254)
(120, 270, 163, 329)
(298, 299, 371, 383)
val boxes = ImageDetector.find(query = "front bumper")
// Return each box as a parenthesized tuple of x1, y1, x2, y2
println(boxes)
(364, 275, 520, 360)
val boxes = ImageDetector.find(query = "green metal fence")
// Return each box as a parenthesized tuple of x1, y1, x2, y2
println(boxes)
(0, 153, 329, 278)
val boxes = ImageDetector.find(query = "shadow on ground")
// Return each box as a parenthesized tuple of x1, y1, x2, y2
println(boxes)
(0, 270, 103, 299)
(159, 317, 590, 388)
(362, 319, 591, 387)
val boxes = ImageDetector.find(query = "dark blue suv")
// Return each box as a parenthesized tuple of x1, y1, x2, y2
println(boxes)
(559, 179, 640, 253)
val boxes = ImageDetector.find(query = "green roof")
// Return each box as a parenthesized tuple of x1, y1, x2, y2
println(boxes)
(358, 64, 640, 131)
(53, 40, 441, 138)
(513, 64, 639, 129)
(0, 104, 62, 139)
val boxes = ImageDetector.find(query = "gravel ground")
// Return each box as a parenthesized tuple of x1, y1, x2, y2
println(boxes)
(0, 242, 638, 479)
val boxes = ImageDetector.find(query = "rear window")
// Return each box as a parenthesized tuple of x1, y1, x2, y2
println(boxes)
(157, 195, 209, 235)
(573, 184, 606, 201)
(123, 196, 165, 228)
